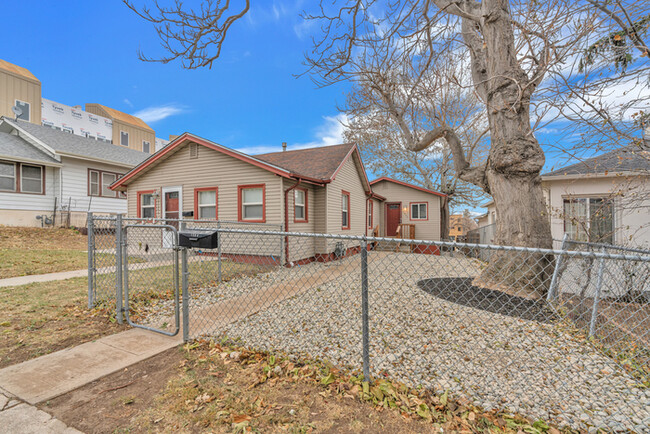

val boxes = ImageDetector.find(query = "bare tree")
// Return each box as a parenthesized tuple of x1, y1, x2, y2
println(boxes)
(341, 51, 489, 239)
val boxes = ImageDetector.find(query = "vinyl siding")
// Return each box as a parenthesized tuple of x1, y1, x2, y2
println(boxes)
(0, 165, 56, 211)
(370, 181, 441, 240)
(126, 143, 284, 222)
(285, 181, 321, 262)
(0, 70, 41, 124)
(60, 156, 130, 214)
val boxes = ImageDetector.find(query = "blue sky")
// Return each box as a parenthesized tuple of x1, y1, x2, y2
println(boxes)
(3, 1, 347, 155)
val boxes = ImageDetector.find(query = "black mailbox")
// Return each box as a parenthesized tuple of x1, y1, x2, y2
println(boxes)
(178, 229, 219, 249)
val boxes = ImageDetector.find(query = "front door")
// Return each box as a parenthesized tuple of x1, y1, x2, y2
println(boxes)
(162, 186, 182, 248)
(386, 202, 401, 237)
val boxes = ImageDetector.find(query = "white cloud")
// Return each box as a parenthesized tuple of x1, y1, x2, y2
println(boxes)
(235, 113, 348, 155)
(123, 98, 133, 108)
(133, 104, 186, 123)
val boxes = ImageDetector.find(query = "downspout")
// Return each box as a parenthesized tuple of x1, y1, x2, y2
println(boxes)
(284, 178, 302, 265)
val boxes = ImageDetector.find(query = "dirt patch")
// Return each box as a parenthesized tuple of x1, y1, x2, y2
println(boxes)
(44, 340, 557, 434)
(0, 226, 87, 250)
(41, 347, 184, 434)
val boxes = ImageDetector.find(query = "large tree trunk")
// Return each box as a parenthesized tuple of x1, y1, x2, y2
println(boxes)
(440, 196, 450, 240)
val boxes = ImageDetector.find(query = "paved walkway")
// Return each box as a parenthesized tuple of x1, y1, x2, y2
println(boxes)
(0, 270, 87, 288)
(0, 390, 81, 433)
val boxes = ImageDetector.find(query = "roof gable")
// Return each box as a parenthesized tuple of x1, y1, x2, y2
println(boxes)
(369, 177, 447, 197)
(255, 144, 354, 181)
(0, 59, 39, 83)
(0, 131, 60, 166)
(85, 103, 153, 132)
(542, 145, 650, 177)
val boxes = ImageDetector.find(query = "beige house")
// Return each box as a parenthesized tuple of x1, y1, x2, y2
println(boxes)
(110, 133, 446, 262)
(0, 60, 41, 125)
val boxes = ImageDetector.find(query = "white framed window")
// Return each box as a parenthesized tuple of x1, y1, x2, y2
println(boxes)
(15, 100, 30, 122)
(196, 188, 217, 219)
(294, 188, 307, 222)
(0, 161, 16, 191)
(89, 170, 100, 196)
(120, 131, 129, 147)
(62, 126, 73, 134)
(142, 141, 151, 153)
(20, 165, 43, 194)
(342, 191, 350, 229)
(563, 197, 614, 244)
(367, 200, 373, 228)
(410, 202, 428, 220)
(239, 185, 265, 222)
(139, 192, 155, 218)
(101, 172, 117, 197)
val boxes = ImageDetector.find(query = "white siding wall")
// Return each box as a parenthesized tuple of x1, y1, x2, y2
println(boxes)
(0, 165, 57, 211)
(60, 156, 130, 214)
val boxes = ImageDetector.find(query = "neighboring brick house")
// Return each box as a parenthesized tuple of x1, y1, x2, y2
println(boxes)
(110, 133, 446, 262)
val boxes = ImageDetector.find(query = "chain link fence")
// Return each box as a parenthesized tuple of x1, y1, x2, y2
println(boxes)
(88, 215, 650, 431)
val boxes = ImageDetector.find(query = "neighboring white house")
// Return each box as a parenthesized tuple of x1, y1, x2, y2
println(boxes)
(0, 116, 148, 227)
(476, 144, 650, 249)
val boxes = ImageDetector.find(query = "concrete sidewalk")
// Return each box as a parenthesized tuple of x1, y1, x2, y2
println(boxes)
(0, 390, 80, 434)
(0, 329, 181, 405)
(0, 269, 87, 288)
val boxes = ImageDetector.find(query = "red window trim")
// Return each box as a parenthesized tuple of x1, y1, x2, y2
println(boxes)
(238, 184, 266, 223)
(367, 199, 373, 229)
(0, 160, 45, 195)
(409, 202, 428, 221)
(194, 187, 218, 220)
(293, 187, 308, 223)
(342, 190, 351, 230)
(87, 168, 125, 199)
(137, 190, 157, 218)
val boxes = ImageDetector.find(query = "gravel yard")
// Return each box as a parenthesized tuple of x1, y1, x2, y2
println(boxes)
(143, 251, 650, 431)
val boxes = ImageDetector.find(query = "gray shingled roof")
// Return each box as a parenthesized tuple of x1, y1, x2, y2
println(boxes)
(4, 118, 149, 167)
(0, 131, 59, 164)
(542, 145, 650, 177)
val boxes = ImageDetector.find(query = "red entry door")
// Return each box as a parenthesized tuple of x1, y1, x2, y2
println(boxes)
(386, 202, 401, 236)
(164, 191, 180, 227)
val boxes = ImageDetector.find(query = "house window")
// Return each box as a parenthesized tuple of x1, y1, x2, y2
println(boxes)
(20, 165, 43, 194)
(142, 141, 151, 153)
(563, 197, 614, 244)
(138, 191, 156, 218)
(410, 202, 428, 220)
(15, 100, 30, 121)
(239, 184, 265, 222)
(367, 200, 373, 228)
(120, 131, 129, 147)
(342, 191, 350, 229)
(0, 162, 16, 191)
(195, 187, 218, 219)
(62, 126, 74, 134)
(88, 169, 123, 198)
(294, 188, 307, 222)
(89, 170, 100, 196)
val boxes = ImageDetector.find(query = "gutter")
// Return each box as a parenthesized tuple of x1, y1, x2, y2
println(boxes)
(283, 178, 302, 265)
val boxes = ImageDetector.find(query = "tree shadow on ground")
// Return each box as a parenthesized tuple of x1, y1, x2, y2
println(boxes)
(417, 277, 557, 323)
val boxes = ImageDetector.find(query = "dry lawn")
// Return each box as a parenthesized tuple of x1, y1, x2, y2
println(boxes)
(0, 277, 123, 368)
(0, 226, 89, 278)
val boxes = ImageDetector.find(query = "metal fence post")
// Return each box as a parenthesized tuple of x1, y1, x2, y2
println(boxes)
(217, 221, 222, 282)
(589, 247, 607, 338)
(182, 247, 190, 342)
(547, 233, 569, 302)
(115, 214, 124, 324)
(87, 212, 94, 309)
(361, 237, 371, 382)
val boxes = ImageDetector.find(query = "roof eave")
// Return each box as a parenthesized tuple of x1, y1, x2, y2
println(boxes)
(0, 154, 62, 167)
(541, 170, 649, 181)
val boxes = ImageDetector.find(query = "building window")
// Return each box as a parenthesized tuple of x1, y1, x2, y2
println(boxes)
(15, 100, 30, 121)
(410, 202, 428, 220)
(88, 169, 123, 198)
(563, 197, 614, 244)
(120, 131, 129, 147)
(367, 200, 373, 228)
(342, 191, 350, 229)
(142, 141, 151, 153)
(138, 191, 156, 218)
(0, 162, 16, 191)
(62, 126, 73, 134)
(20, 165, 43, 194)
(194, 187, 218, 219)
(238, 184, 265, 222)
(294, 188, 307, 222)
